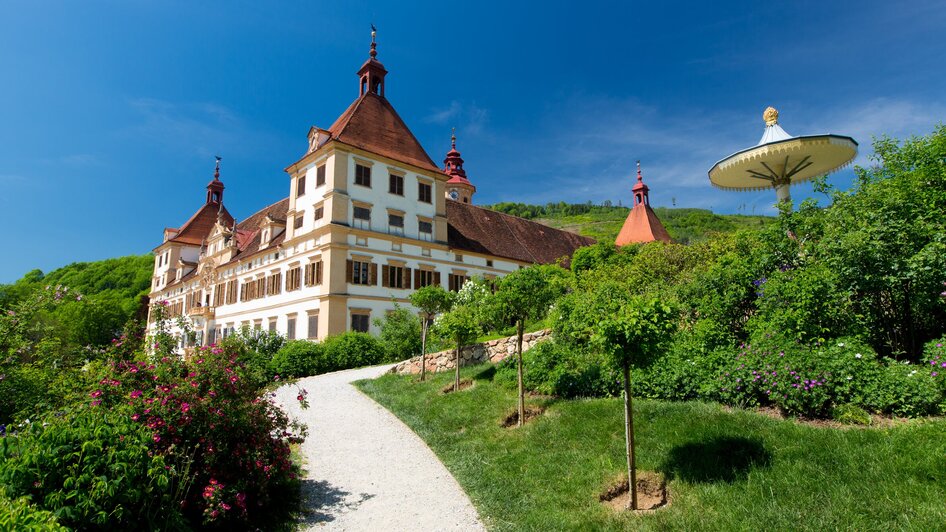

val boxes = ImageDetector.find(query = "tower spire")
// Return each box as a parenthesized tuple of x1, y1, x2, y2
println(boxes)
(632, 160, 650, 206)
(358, 24, 387, 97)
(443, 129, 476, 203)
(206, 155, 225, 205)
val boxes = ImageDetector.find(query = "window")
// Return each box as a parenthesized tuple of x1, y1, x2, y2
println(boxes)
(486, 259, 493, 267)
(286, 267, 301, 291)
(348, 259, 373, 285)
(355, 164, 371, 187)
(214, 282, 226, 306)
(351, 313, 370, 333)
(294, 215, 303, 230)
(382, 264, 409, 289)
(455, 253, 463, 262)
(253, 320, 262, 330)
(268, 318, 277, 332)
(353, 205, 371, 230)
(389, 173, 404, 195)
(418, 182, 432, 203)
(388, 213, 404, 236)
(267, 273, 282, 296)
(287, 316, 296, 340)
(307, 313, 319, 339)
(304, 261, 323, 286)
(296, 174, 306, 197)
(314, 205, 324, 221)
(418, 220, 432, 241)
(225, 279, 238, 305)
(449, 273, 469, 292)
(416, 269, 437, 288)
(316, 164, 326, 186)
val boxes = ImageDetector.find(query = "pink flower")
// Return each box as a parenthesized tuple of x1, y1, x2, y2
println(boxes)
(229, 376, 238, 383)
(90, 390, 102, 398)
(153, 433, 161, 442)
(130, 390, 143, 399)
(181, 402, 190, 413)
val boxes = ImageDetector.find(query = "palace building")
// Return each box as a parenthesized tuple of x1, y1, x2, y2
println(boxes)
(147, 31, 594, 350)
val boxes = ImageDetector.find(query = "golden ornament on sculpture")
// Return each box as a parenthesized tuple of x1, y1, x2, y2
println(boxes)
(763, 106, 779, 126)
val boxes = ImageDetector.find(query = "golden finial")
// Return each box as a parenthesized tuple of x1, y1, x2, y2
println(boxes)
(763, 106, 779, 126)
(451, 127, 456, 147)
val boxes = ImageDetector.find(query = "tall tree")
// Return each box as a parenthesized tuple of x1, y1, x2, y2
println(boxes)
(594, 295, 676, 510)
(409, 286, 453, 381)
(494, 265, 569, 426)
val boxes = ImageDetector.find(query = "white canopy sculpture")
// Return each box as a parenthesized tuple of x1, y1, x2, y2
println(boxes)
(708, 107, 858, 203)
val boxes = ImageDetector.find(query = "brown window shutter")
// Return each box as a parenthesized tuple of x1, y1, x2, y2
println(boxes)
(414, 269, 421, 288)
(369, 263, 378, 285)
(317, 261, 323, 284)
(403, 267, 411, 289)
(381, 265, 390, 287)
(304, 264, 311, 286)
(434, 271, 441, 286)
(346, 260, 353, 283)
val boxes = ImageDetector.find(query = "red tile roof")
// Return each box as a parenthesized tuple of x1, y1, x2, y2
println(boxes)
(218, 197, 291, 267)
(446, 201, 595, 265)
(327, 92, 441, 173)
(167, 203, 233, 246)
(615, 204, 672, 245)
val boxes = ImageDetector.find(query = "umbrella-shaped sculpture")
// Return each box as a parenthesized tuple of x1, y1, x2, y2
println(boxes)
(708, 107, 858, 203)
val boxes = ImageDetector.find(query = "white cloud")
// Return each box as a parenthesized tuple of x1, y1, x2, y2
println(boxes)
(425, 100, 489, 136)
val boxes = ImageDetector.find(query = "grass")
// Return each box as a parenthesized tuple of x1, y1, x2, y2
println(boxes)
(356, 364, 946, 531)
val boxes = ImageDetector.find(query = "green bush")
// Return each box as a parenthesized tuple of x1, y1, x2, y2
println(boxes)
(374, 305, 421, 362)
(322, 332, 387, 372)
(495, 341, 620, 398)
(0, 487, 67, 531)
(0, 406, 186, 530)
(271, 340, 325, 378)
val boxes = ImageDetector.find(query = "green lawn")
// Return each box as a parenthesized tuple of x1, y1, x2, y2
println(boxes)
(356, 364, 946, 531)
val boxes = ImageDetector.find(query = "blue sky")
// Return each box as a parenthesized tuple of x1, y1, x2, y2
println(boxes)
(2, 1, 945, 282)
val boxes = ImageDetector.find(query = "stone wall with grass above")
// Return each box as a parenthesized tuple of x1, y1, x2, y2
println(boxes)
(390, 329, 552, 375)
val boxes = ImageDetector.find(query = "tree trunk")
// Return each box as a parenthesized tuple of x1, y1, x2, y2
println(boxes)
(516, 319, 525, 428)
(623, 360, 637, 510)
(454, 338, 461, 392)
(420, 317, 428, 381)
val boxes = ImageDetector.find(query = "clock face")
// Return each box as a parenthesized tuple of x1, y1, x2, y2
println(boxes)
(449, 190, 459, 200)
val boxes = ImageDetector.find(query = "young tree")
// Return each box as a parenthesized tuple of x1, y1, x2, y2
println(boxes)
(409, 286, 453, 381)
(593, 296, 676, 510)
(494, 265, 570, 426)
(435, 305, 480, 392)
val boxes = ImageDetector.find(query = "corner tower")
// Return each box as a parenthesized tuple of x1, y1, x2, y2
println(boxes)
(615, 161, 671, 245)
(443, 130, 475, 203)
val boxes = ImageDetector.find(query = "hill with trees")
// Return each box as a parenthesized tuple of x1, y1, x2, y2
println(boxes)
(484, 202, 771, 243)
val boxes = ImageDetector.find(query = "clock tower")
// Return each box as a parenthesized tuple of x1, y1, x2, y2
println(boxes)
(442, 131, 475, 203)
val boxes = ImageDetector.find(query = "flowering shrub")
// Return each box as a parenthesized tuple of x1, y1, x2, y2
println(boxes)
(90, 343, 306, 527)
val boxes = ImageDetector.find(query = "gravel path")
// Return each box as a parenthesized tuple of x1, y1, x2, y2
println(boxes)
(274, 364, 486, 531)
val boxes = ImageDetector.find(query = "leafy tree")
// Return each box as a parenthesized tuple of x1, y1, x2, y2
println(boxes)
(409, 286, 453, 381)
(436, 305, 481, 392)
(374, 303, 422, 363)
(495, 265, 570, 425)
(593, 295, 676, 510)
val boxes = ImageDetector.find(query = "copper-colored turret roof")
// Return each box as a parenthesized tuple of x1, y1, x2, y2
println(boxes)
(615, 162, 672, 245)
(615, 205, 672, 245)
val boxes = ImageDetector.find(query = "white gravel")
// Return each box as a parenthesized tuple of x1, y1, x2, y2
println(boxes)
(274, 364, 486, 531)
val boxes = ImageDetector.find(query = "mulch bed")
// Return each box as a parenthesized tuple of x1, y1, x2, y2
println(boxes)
(500, 405, 546, 428)
(441, 378, 474, 394)
(599, 470, 669, 513)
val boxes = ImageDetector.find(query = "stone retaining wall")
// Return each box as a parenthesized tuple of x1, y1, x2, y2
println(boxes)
(390, 329, 552, 375)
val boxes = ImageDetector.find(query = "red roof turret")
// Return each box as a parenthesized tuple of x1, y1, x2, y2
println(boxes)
(206, 156, 224, 205)
(615, 161, 671, 245)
